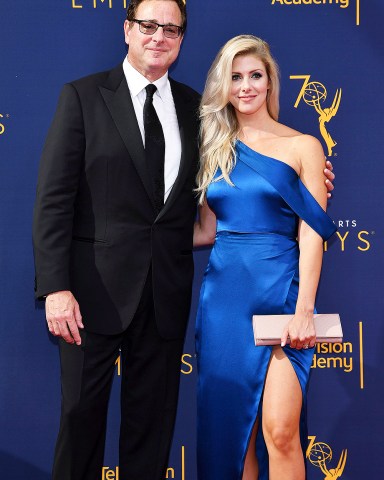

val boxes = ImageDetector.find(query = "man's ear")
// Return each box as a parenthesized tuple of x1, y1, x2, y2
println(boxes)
(124, 20, 131, 46)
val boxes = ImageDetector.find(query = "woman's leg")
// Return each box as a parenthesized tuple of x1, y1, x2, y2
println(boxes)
(262, 346, 305, 480)
(242, 418, 259, 480)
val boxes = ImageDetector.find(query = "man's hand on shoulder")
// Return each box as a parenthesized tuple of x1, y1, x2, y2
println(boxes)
(45, 291, 84, 345)
(324, 159, 335, 198)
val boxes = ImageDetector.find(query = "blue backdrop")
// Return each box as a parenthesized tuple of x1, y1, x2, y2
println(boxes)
(1, 1, 383, 479)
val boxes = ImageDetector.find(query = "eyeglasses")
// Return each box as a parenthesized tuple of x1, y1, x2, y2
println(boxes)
(131, 19, 183, 39)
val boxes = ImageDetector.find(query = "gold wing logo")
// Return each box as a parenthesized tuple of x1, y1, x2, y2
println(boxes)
(290, 75, 342, 156)
(307, 436, 347, 479)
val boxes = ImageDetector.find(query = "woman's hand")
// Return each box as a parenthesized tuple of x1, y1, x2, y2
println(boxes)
(281, 313, 316, 350)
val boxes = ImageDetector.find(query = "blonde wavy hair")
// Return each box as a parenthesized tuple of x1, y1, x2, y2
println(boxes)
(196, 35, 280, 204)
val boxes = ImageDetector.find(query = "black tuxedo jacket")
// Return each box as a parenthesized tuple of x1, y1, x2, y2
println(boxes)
(33, 64, 200, 339)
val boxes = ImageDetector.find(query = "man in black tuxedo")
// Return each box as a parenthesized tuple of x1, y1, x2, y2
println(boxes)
(33, 1, 199, 479)
(33, 1, 335, 478)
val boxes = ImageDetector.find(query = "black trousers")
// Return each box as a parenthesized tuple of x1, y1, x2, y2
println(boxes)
(52, 272, 185, 480)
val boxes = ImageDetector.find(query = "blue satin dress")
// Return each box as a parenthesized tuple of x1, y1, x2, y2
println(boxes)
(195, 140, 336, 479)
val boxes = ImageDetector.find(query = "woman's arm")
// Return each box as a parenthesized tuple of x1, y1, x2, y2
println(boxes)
(193, 199, 217, 247)
(281, 135, 328, 349)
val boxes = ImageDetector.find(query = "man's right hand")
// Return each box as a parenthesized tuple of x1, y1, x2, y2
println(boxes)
(45, 291, 84, 345)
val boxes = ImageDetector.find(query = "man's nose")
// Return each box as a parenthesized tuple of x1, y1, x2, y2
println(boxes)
(152, 26, 166, 42)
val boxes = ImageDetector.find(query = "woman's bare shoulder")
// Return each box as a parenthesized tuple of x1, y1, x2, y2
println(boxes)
(273, 122, 301, 139)
(272, 126, 324, 165)
(292, 134, 325, 167)
(275, 124, 321, 148)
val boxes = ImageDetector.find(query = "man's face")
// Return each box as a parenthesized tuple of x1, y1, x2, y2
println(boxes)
(124, 0, 183, 81)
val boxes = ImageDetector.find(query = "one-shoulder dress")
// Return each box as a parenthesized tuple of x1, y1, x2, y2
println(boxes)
(195, 140, 336, 479)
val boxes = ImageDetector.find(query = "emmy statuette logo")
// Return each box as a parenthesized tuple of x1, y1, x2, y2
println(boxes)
(290, 75, 342, 156)
(307, 435, 347, 479)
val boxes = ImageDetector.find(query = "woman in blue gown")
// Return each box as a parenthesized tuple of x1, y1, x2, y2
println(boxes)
(194, 35, 336, 480)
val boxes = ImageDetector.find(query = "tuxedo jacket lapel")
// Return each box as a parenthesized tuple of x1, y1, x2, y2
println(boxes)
(99, 65, 156, 210)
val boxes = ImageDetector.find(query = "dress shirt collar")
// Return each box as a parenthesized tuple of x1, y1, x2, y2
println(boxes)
(123, 57, 169, 100)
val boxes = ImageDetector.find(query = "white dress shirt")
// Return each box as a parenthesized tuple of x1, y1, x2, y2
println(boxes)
(123, 57, 182, 202)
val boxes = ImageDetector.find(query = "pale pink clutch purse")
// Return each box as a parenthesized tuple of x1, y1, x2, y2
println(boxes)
(252, 313, 343, 346)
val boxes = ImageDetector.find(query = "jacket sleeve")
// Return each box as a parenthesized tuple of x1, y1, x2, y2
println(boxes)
(33, 83, 85, 299)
